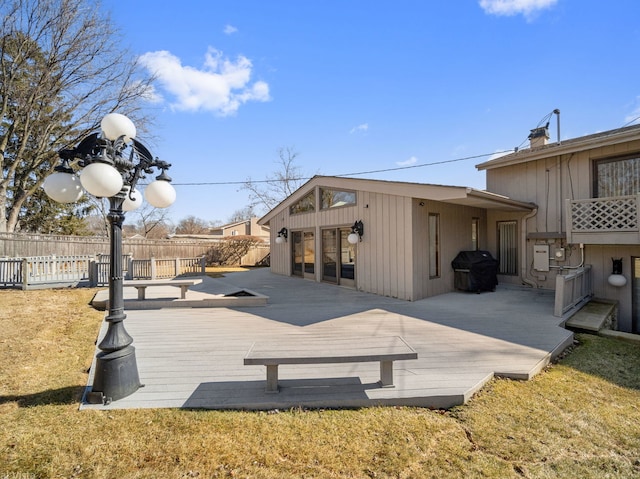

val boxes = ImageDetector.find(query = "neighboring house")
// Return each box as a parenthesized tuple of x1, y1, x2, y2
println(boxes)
(170, 217, 270, 240)
(476, 123, 640, 333)
(258, 176, 534, 301)
(209, 217, 270, 239)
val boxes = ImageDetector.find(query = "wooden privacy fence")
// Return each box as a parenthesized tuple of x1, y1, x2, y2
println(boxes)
(0, 255, 206, 289)
(554, 265, 593, 317)
(0, 232, 270, 266)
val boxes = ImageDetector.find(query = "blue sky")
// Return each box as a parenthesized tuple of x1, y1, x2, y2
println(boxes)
(101, 0, 640, 225)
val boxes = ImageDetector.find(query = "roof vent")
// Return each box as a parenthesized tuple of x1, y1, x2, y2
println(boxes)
(528, 124, 550, 148)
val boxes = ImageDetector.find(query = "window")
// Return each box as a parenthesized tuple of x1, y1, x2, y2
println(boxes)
(289, 191, 315, 215)
(471, 217, 480, 251)
(429, 213, 440, 278)
(497, 220, 517, 275)
(594, 155, 640, 198)
(320, 188, 356, 209)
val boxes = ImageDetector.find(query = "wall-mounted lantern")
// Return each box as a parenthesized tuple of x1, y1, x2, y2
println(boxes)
(608, 258, 627, 287)
(347, 220, 364, 244)
(607, 258, 627, 288)
(275, 227, 288, 244)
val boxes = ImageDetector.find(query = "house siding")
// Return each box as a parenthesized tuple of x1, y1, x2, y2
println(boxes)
(414, 200, 488, 299)
(355, 191, 414, 299)
(484, 135, 640, 332)
(265, 180, 490, 302)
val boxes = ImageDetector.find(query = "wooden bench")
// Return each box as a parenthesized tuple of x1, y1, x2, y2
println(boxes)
(123, 278, 202, 300)
(244, 336, 417, 393)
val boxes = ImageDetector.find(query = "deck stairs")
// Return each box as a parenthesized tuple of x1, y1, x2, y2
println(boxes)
(565, 299, 617, 333)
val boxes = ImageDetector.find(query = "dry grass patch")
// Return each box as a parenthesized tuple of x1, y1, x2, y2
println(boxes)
(1, 288, 640, 478)
(452, 335, 640, 477)
(205, 265, 254, 278)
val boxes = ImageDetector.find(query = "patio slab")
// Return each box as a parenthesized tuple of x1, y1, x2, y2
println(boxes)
(81, 268, 574, 411)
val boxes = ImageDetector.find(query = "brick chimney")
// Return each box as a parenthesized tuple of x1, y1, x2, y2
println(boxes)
(528, 125, 550, 148)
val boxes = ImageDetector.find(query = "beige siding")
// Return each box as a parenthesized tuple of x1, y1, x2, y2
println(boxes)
(264, 178, 499, 303)
(357, 191, 414, 300)
(585, 245, 640, 332)
(413, 200, 488, 299)
(487, 138, 640, 234)
(267, 210, 290, 276)
(268, 188, 417, 300)
(485, 137, 640, 331)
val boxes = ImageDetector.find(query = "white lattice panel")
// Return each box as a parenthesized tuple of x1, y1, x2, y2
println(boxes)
(570, 196, 638, 232)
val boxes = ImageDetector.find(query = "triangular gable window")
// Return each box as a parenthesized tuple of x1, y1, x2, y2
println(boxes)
(290, 190, 315, 215)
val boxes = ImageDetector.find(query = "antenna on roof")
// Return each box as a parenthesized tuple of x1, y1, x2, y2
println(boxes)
(553, 109, 561, 145)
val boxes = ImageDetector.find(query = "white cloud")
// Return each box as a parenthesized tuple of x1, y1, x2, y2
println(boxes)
(396, 156, 418, 167)
(349, 123, 369, 134)
(138, 47, 270, 116)
(479, 0, 558, 18)
(224, 24, 238, 35)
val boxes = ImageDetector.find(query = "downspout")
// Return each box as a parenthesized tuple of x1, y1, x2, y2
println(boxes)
(557, 155, 562, 234)
(521, 207, 539, 288)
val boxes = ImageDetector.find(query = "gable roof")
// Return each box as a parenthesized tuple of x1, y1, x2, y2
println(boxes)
(259, 176, 535, 224)
(476, 123, 640, 171)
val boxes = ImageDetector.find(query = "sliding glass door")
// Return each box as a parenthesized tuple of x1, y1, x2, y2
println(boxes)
(321, 227, 355, 287)
(292, 230, 315, 279)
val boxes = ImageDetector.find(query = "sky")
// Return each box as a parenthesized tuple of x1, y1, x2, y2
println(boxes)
(99, 0, 640, 226)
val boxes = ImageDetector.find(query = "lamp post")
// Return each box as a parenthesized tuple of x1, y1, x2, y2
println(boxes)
(44, 113, 176, 404)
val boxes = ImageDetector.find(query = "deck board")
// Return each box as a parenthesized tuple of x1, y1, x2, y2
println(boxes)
(81, 270, 574, 411)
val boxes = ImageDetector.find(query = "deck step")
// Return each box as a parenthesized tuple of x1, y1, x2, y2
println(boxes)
(565, 299, 617, 332)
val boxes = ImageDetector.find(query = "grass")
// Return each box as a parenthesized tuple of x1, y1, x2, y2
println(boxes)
(1, 286, 640, 478)
(204, 265, 256, 278)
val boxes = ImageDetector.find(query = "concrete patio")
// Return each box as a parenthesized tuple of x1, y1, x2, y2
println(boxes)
(81, 268, 574, 411)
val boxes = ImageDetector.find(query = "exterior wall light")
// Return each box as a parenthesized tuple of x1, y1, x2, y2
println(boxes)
(275, 227, 288, 244)
(608, 258, 627, 287)
(347, 220, 364, 244)
(44, 112, 176, 404)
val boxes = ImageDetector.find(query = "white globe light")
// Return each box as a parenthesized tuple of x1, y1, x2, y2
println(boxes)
(101, 113, 136, 142)
(122, 187, 143, 211)
(608, 274, 627, 287)
(144, 180, 176, 208)
(275, 235, 284, 244)
(43, 172, 83, 203)
(347, 233, 360, 244)
(80, 162, 123, 197)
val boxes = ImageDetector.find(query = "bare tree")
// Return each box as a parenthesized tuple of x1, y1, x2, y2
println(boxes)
(227, 205, 256, 224)
(242, 147, 308, 214)
(175, 215, 211, 234)
(0, 0, 154, 232)
(126, 202, 174, 239)
(205, 235, 263, 266)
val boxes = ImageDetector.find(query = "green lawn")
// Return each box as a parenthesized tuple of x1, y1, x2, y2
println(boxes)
(1, 288, 639, 478)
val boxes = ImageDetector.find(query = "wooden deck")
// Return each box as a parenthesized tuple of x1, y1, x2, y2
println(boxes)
(81, 270, 574, 411)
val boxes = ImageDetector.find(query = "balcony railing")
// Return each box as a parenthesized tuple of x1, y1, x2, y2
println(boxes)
(566, 194, 640, 244)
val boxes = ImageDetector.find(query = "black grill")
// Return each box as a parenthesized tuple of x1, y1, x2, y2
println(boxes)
(451, 250, 499, 293)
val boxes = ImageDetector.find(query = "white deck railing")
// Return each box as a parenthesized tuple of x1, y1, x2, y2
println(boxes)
(0, 255, 206, 289)
(554, 265, 593, 317)
(0, 255, 93, 289)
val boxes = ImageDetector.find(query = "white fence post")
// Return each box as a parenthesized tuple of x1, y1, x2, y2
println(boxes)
(21, 258, 28, 290)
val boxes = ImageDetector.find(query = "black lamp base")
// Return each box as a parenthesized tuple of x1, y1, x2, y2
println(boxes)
(87, 345, 142, 405)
